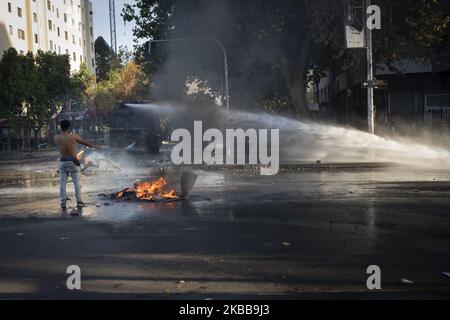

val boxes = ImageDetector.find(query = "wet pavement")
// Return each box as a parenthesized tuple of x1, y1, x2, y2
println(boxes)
(0, 150, 450, 299)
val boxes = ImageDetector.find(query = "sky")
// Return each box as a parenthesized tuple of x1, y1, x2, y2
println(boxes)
(91, 0, 140, 51)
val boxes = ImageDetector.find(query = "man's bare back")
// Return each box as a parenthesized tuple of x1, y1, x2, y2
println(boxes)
(54, 132, 97, 157)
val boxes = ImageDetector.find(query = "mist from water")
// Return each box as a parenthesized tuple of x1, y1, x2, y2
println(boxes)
(221, 109, 450, 167)
(125, 102, 450, 168)
(125, 102, 183, 113)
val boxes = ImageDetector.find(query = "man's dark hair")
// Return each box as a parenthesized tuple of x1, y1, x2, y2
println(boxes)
(60, 120, 71, 132)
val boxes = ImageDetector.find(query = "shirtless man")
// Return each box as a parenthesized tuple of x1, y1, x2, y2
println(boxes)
(54, 119, 100, 209)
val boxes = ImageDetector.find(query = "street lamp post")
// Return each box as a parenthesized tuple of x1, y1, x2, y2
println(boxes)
(365, 0, 375, 134)
(145, 37, 230, 110)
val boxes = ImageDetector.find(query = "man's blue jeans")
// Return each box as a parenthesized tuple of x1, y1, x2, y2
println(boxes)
(59, 161, 82, 206)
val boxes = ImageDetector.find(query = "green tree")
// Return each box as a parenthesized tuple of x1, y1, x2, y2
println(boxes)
(28, 51, 72, 148)
(123, 0, 450, 117)
(93, 70, 119, 119)
(0, 49, 89, 150)
(0, 48, 32, 150)
(94, 36, 117, 82)
(71, 62, 96, 108)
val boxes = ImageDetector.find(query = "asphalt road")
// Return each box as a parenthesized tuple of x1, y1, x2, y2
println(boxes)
(0, 151, 449, 299)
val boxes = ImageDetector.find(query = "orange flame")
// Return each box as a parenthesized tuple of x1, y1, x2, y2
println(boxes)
(116, 177, 178, 200)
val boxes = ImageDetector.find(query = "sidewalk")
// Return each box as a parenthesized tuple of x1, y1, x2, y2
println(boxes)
(0, 149, 59, 162)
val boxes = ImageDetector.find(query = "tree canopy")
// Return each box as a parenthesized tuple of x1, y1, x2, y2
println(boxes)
(123, 0, 450, 116)
(94, 36, 118, 82)
(0, 49, 86, 149)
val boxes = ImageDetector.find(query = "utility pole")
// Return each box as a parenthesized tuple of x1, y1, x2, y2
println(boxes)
(109, 0, 117, 53)
(365, 0, 375, 134)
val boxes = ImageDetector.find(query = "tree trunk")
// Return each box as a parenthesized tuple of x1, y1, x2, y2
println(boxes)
(7, 133, 11, 152)
(289, 34, 312, 118)
(290, 74, 309, 118)
(34, 127, 40, 151)
(276, 34, 313, 118)
(25, 124, 32, 156)
(21, 126, 26, 151)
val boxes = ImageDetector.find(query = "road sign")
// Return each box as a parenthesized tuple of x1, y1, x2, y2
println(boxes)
(373, 79, 387, 89)
(345, 26, 365, 48)
(361, 79, 388, 89)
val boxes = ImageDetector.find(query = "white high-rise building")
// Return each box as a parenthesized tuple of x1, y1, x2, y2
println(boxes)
(0, 0, 96, 74)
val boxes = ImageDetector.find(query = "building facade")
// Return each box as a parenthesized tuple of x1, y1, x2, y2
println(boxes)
(0, 0, 95, 73)
(308, 52, 450, 134)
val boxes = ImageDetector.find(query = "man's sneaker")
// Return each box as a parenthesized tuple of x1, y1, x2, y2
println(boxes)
(76, 201, 86, 208)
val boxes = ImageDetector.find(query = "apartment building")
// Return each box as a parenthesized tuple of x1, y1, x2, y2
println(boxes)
(0, 0, 95, 73)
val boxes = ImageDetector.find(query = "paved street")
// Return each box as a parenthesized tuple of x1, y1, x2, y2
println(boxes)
(0, 151, 449, 299)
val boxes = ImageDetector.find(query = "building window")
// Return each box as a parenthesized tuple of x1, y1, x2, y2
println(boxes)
(9, 25, 13, 36)
(90, 27, 93, 37)
(47, 0, 51, 10)
(80, 55, 82, 63)
(56, 8, 59, 18)
(57, 27, 60, 37)
(33, 13, 37, 23)
(73, 52, 76, 61)
(58, 46, 61, 54)
(71, 18, 74, 26)
(17, 7, 22, 17)
(65, 31, 68, 40)
(64, 13, 67, 23)
(92, 59, 94, 67)
(8, 2, 12, 13)
(50, 40, 53, 51)
(48, 20, 52, 30)
(34, 34, 38, 43)
(18, 29, 25, 40)
(66, 49, 69, 55)
(72, 35, 75, 44)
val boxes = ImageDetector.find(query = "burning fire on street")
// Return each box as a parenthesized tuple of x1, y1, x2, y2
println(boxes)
(113, 177, 180, 202)
(106, 172, 198, 203)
